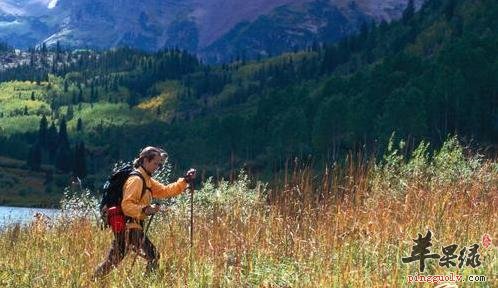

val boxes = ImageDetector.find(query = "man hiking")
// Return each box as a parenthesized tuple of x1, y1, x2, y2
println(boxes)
(93, 146, 196, 278)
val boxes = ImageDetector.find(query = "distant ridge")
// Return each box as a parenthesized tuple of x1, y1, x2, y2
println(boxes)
(0, 0, 422, 62)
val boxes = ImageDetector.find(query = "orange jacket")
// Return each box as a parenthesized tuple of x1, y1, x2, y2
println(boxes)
(121, 166, 188, 229)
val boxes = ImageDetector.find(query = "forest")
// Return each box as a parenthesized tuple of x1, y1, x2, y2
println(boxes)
(0, 0, 496, 204)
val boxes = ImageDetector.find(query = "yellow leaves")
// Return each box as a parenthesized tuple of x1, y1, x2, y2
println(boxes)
(138, 94, 166, 110)
(138, 81, 180, 111)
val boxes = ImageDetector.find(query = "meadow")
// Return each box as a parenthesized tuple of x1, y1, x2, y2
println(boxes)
(0, 137, 496, 287)
(0, 80, 157, 137)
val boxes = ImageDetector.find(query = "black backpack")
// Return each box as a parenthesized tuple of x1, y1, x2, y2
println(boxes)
(99, 163, 148, 228)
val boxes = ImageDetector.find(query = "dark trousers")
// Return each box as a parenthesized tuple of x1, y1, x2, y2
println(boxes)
(93, 228, 159, 278)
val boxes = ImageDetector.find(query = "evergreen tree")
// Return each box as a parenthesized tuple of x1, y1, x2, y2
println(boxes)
(38, 115, 48, 147)
(376, 86, 428, 141)
(29, 48, 35, 67)
(57, 118, 74, 171)
(55, 144, 72, 173)
(47, 121, 58, 160)
(55, 119, 72, 172)
(312, 94, 348, 160)
(55, 41, 61, 62)
(73, 142, 87, 178)
(403, 0, 415, 23)
(57, 118, 69, 148)
(90, 83, 95, 102)
(76, 118, 83, 132)
(66, 105, 74, 121)
(78, 88, 83, 102)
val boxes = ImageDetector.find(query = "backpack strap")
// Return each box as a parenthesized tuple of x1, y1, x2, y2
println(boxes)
(129, 171, 151, 199)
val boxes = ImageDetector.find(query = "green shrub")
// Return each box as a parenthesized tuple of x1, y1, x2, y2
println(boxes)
(371, 135, 485, 197)
(431, 135, 482, 185)
(174, 170, 266, 217)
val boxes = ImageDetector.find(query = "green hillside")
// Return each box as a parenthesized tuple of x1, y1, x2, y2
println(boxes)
(0, 156, 60, 207)
(0, 0, 497, 206)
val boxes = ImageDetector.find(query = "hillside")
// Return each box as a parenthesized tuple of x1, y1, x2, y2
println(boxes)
(0, 0, 497, 206)
(0, 156, 60, 207)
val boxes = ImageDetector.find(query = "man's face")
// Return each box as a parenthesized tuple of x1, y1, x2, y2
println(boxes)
(143, 154, 163, 174)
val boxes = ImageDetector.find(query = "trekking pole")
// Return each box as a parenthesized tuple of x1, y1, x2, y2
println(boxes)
(130, 213, 155, 271)
(188, 181, 195, 275)
(189, 182, 194, 248)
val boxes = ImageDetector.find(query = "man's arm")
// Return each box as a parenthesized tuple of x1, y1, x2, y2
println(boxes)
(150, 177, 188, 199)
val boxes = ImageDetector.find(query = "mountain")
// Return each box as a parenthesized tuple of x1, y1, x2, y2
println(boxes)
(0, 0, 497, 202)
(0, 0, 57, 48)
(0, 0, 423, 62)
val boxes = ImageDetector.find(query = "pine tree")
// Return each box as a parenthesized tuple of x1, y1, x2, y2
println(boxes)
(55, 144, 72, 173)
(57, 118, 69, 148)
(66, 105, 74, 121)
(54, 118, 72, 172)
(73, 142, 87, 178)
(55, 41, 61, 62)
(38, 115, 48, 147)
(47, 121, 58, 160)
(76, 118, 83, 132)
(403, 0, 415, 23)
(90, 83, 95, 102)
(78, 88, 83, 102)
(312, 94, 348, 160)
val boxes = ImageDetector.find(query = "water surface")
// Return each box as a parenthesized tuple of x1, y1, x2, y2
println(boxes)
(0, 206, 60, 229)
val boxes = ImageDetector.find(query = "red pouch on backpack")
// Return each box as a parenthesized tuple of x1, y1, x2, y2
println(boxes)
(107, 206, 125, 233)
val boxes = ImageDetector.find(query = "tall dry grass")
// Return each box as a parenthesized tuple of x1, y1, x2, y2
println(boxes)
(0, 138, 496, 287)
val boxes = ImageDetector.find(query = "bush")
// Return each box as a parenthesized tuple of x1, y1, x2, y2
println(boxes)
(371, 135, 485, 197)
(173, 170, 266, 217)
(431, 136, 482, 185)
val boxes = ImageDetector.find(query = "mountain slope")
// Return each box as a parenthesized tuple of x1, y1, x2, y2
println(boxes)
(201, 1, 367, 62)
(0, 0, 422, 62)
(2, 0, 494, 185)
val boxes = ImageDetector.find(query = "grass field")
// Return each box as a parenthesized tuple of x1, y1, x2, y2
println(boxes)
(0, 138, 496, 287)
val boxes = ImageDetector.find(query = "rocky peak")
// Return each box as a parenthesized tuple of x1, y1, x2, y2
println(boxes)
(0, 0, 425, 62)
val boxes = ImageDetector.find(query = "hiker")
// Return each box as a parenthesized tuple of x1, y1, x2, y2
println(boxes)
(93, 146, 196, 278)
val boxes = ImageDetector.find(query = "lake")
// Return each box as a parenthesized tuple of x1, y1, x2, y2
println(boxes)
(0, 206, 60, 229)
